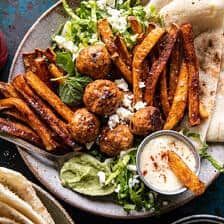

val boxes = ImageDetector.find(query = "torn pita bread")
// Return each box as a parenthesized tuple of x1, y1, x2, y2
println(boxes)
(0, 167, 54, 224)
(0, 217, 19, 224)
(207, 35, 224, 142)
(148, 0, 224, 141)
(0, 201, 34, 224)
(0, 183, 46, 224)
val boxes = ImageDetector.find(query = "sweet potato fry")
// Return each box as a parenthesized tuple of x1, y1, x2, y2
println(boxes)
(42, 48, 56, 63)
(0, 117, 42, 147)
(160, 68, 170, 117)
(163, 61, 188, 130)
(168, 35, 181, 104)
(2, 109, 27, 123)
(48, 63, 64, 84)
(0, 98, 57, 151)
(133, 27, 165, 103)
(34, 57, 53, 89)
(12, 75, 75, 148)
(98, 19, 132, 84)
(114, 35, 132, 66)
(128, 16, 143, 34)
(24, 71, 74, 122)
(144, 24, 179, 105)
(0, 82, 19, 98)
(199, 102, 209, 119)
(181, 23, 200, 126)
(23, 52, 37, 72)
(167, 151, 205, 196)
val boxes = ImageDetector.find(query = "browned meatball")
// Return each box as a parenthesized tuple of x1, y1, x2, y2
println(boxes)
(83, 80, 123, 115)
(76, 45, 111, 79)
(69, 108, 100, 144)
(99, 125, 134, 157)
(130, 106, 163, 136)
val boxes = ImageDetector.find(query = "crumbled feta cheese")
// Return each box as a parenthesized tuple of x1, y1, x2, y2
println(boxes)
(122, 94, 134, 111)
(85, 141, 94, 150)
(54, 35, 79, 59)
(115, 184, 121, 193)
(97, 171, 106, 185)
(134, 101, 147, 111)
(108, 114, 120, 129)
(107, 8, 127, 33)
(139, 81, 145, 88)
(127, 164, 137, 172)
(116, 107, 133, 121)
(128, 175, 139, 188)
(115, 79, 129, 92)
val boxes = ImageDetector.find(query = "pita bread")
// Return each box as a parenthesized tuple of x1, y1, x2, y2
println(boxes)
(0, 167, 54, 224)
(0, 217, 19, 224)
(207, 35, 224, 142)
(0, 201, 34, 224)
(148, 0, 224, 141)
(0, 182, 46, 224)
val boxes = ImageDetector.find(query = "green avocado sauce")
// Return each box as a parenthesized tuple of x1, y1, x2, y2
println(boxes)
(60, 153, 115, 196)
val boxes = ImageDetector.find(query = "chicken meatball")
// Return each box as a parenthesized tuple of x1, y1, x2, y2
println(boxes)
(69, 108, 100, 144)
(83, 80, 123, 115)
(76, 45, 111, 79)
(99, 125, 134, 157)
(130, 106, 163, 136)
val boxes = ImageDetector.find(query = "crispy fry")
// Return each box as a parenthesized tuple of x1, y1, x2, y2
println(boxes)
(199, 102, 209, 119)
(133, 27, 165, 103)
(167, 151, 205, 196)
(34, 58, 53, 89)
(160, 68, 170, 117)
(25, 71, 75, 122)
(48, 63, 64, 84)
(181, 23, 200, 126)
(98, 19, 132, 84)
(164, 61, 188, 130)
(128, 16, 143, 34)
(0, 98, 57, 151)
(2, 109, 27, 123)
(168, 35, 181, 104)
(114, 35, 132, 66)
(144, 24, 179, 105)
(42, 48, 56, 63)
(0, 82, 19, 98)
(12, 75, 75, 148)
(23, 52, 37, 72)
(0, 117, 42, 146)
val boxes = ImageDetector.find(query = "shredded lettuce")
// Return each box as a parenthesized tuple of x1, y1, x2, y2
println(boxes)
(106, 149, 156, 212)
(53, 0, 162, 56)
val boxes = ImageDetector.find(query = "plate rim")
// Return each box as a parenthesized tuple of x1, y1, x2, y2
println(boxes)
(32, 183, 74, 224)
(8, 0, 221, 219)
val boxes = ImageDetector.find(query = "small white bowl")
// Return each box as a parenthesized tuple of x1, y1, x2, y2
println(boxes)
(136, 130, 201, 195)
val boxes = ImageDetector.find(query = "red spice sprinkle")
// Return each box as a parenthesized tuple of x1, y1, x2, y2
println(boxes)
(150, 155, 155, 161)
(153, 162, 158, 170)
(142, 170, 148, 176)
(161, 152, 167, 160)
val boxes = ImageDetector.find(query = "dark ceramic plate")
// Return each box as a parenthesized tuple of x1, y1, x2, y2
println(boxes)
(171, 214, 224, 224)
(9, 0, 224, 219)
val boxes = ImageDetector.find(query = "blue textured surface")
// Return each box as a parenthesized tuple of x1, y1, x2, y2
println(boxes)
(0, 1, 224, 223)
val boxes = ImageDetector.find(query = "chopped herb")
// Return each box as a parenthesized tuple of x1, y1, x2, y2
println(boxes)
(183, 129, 224, 173)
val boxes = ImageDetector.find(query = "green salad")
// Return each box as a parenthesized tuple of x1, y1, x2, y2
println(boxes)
(52, 0, 162, 106)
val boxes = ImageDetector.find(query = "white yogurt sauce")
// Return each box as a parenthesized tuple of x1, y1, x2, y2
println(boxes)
(139, 135, 197, 193)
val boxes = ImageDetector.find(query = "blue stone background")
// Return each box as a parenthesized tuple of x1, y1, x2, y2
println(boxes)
(0, 1, 224, 223)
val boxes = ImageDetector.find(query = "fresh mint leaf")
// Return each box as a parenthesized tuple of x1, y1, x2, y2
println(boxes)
(56, 52, 74, 75)
(59, 75, 92, 106)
